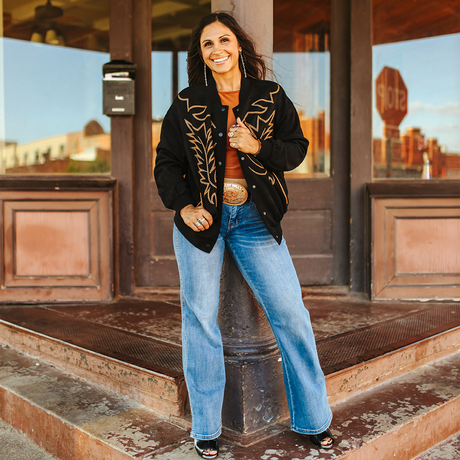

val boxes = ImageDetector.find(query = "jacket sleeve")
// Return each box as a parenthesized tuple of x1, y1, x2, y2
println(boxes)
(253, 86, 309, 172)
(154, 102, 195, 212)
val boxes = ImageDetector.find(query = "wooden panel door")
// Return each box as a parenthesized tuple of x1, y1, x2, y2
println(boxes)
(134, 0, 351, 289)
(147, 178, 342, 287)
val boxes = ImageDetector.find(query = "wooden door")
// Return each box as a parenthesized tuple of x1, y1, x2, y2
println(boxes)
(133, 0, 351, 289)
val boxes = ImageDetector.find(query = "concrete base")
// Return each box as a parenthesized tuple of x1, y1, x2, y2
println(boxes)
(218, 250, 289, 437)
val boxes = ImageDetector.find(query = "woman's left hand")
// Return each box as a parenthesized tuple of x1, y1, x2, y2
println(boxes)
(228, 117, 260, 155)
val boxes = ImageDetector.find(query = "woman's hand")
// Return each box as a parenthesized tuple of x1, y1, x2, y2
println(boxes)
(180, 205, 213, 232)
(228, 117, 261, 155)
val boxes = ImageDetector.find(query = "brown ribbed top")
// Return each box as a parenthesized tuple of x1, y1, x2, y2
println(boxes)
(218, 90, 244, 179)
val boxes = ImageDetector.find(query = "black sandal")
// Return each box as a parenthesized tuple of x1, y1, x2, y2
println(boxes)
(309, 429, 334, 449)
(194, 439, 219, 459)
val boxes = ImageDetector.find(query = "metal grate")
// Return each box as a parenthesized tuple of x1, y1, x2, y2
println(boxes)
(0, 302, 459, 378)
(0, 306, 183, 376)
(316, 303, 460, 374)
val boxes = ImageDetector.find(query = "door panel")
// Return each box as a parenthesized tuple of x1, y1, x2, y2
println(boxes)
(148, 178, 335, 286)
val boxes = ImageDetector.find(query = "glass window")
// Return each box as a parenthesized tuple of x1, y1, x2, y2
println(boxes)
(274, 0, 331, 177)
(1, 0, 110, 175)
(373, 0, 460, 179)
(151, 0, 211, 159)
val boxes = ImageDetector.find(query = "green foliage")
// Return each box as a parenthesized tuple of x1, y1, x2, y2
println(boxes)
(66, 156, 110, 174)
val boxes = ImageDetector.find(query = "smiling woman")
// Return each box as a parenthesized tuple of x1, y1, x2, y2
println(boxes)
(200, 24, 242, 83)
(0, 0, 111, 175)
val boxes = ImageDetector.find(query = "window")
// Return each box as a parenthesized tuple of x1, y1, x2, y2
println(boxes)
(274, 0, 331, 177)
(151, 1, 211, 158)
(1, 0, 110, 175)
(373, 0, 460, 179)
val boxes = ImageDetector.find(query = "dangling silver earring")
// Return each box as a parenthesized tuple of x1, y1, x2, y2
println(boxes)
(240, 51, 247, 78)
(204, 62, 208, 86)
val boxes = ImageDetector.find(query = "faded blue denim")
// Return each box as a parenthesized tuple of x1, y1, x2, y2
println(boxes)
(173, 201, 332, 440)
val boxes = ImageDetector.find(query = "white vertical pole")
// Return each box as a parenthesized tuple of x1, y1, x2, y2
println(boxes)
(211, 0, 273, 78)
(0, 1, 5, 173)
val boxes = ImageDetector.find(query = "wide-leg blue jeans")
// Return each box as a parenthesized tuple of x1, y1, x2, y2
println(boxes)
(173, 201, 332, 440)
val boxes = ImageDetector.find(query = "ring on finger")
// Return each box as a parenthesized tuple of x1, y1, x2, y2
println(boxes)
(198, 218, 206, 224)
(229, 132, 234, 137)
(195, 221, 202, 226)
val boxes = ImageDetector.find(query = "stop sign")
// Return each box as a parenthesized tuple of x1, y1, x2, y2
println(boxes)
(375, 66, 408, 126)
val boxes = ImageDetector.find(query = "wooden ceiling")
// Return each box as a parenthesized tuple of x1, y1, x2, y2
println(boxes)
(2, 0, 211, 51)
(272, 0, 459, 52)
(373, 0, 460, 45)
(273, 0, 330, 52)
(3, 0, 110, 51)
(151, 0, 211, 51)
(2, 0, 459, 52)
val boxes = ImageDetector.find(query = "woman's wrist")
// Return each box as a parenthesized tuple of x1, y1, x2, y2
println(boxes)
(251, 139, 261, 155)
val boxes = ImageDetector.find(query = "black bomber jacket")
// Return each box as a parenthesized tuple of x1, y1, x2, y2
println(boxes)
(154, 74, 309, 253)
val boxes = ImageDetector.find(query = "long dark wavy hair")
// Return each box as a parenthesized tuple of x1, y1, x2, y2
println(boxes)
(187, 12, 267, 86)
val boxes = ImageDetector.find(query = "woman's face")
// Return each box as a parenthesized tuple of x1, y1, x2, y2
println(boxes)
(200, 21, 242, 80)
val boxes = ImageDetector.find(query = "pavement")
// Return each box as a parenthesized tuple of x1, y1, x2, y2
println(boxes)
(414, 433, 460, 460)
(0, 419, 57, 460)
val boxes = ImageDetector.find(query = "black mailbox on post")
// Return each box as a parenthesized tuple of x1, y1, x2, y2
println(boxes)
(102, 60, 136, 116)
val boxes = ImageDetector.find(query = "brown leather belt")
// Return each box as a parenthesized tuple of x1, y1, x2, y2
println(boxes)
(223, 182, 248, 206)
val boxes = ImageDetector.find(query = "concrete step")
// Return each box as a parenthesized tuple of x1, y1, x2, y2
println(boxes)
(161, 349, 460, 459)
(1, 341, 459, 460)
(1, 302, 459, 419)
(0, 344, 190, 460)
(324, 321, 460, 405)
(412, 432, 460, 459)
(0, 305, 187, 418)
(0, 418, 58, 460)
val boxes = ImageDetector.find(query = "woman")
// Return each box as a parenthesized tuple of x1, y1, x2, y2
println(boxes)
(154, 12, 334, 459)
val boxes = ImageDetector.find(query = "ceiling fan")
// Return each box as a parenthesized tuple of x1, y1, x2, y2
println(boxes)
(32, 0, 65, 45)
(35, 0, 64, 22)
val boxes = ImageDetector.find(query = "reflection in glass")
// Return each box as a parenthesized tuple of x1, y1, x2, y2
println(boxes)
(373, 0, 460, 179)
(0, 0, 110, 175)
(151, 0, 211, 165)
(274, 0, 330, 177)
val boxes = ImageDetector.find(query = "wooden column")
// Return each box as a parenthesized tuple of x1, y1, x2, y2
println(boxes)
(331, 0, 351, 285)
(133, 0, 153, 287)
(350, 0, 372, 293)
(110, 0, 134, 297)
(211, 0, 287, 441)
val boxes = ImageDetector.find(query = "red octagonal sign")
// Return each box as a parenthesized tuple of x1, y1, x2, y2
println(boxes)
(375, 66, 408, 127)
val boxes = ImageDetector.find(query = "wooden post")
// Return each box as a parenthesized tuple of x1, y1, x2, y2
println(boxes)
(133, 0, 153, 287)
(350, 0, 372, 294)
(210, 0, 288, 441)
(331, 0, 351, 285)
(110, 0, 134, 297)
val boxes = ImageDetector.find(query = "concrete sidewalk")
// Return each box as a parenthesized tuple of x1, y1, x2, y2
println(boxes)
(0, 419, 57, 460)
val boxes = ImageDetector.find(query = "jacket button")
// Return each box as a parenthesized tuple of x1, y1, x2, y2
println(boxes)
(240, 157, 244, 160)
(221, 107, 226, 111)
(219, 132, 223, 137)
(218, 161, 222, 166)
(252, 185, 256, 189)
(263, 212, 266, 215)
